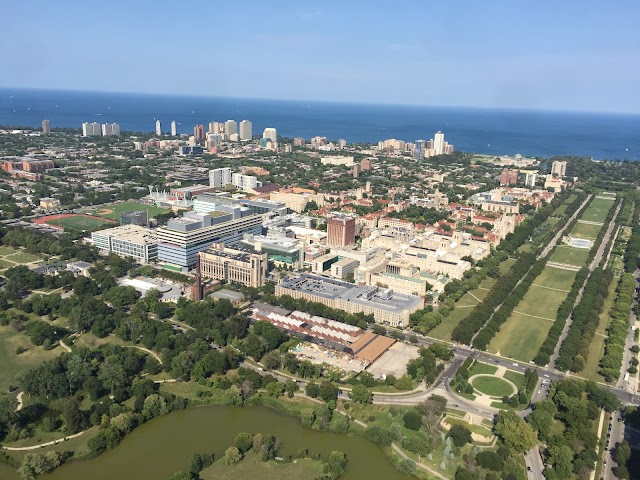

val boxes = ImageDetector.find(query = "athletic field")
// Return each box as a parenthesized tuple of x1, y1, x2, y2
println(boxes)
(90, 201, 170, 221)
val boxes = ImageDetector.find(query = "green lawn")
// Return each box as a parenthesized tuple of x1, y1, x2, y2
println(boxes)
(471, 376, 515, 397)
(201, 456, 324, 480)
(0, 327, 64, 396)
(570, 222, 602, 240)
(488, 312, 555, 361)
(513, 284, 571, 320)
(580, 197, 614, 223)
(0, 258, 16, 269)
(443, 415, 493, 438)
(45, 215, 114, 232)
(6, 252, 40, 264)
(0, 246, 19, 256)
(93, 201, 170, 221)
(469, 361, 498, 376)
(531, 267, 577, 292)
(549, 246, 590, 266)
(503, 371, 527, 391)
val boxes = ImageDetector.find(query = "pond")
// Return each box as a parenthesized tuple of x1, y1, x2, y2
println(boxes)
(2, 405, 409, 480)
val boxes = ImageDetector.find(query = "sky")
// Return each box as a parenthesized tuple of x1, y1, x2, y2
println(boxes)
(1, 0, 639, 113)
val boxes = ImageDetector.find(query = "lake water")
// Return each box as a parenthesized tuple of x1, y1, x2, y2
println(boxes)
(1, 405, 408, 480)
(1, 87, 639, 160)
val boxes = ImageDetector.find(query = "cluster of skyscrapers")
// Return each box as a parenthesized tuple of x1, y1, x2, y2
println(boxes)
(81, 122, 121, 137)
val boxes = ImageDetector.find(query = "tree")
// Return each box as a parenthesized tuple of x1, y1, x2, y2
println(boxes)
(615, 440, 631, 468)
(141, 394, 168, 420)
(349, 384, 373, 404)
(364, 425, 392, 447)
(448, 424, 472, 447)
(494, 410, 537, 453)
(475, 451, 503, 471)
(325, 451, 347, 479)
(546, 444, 573, 479)
(224, 446, 242, 465)
(397, 459, 416, 476)
(235, 432, 254, 453)
(301, 408, 316, 428)
(403, 410, 423, 431)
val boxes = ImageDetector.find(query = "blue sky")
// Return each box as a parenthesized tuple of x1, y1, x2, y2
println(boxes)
(2, 0, 639, 113)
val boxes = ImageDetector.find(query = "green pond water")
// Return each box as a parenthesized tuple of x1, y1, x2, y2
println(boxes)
(2, 405, 409, 480)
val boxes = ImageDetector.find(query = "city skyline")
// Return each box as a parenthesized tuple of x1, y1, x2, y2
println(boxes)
(1, 1, 639, 114)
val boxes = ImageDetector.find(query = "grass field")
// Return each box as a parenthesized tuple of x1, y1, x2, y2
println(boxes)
(443, 416, 493, 437)
(581, 197, 615, 223)
(489, 312, 556, 361)
(471, 376, 515, 397)
(570, 222, 602, 240)
(488, 267, 576, 361)
(503, 371, 527, 391)
(45, 215, 113, 232)
(201, 456, 324, 480)
(429, 258, 516, 341)
(469, 361, 498, 376)
(0, 246, 42, 270)
(0, 327, 64, 396)
(92, 201, 170, 221)
(549, 246, 591, 266)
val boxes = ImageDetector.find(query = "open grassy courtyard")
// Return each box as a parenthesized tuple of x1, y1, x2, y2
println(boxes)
(200, 456, 324, 480)
(549, 246, 591, 266)
(580, 197, 614, 223)
(471, 376, 515, 397)
(487, 267, 576, 361)
(553, 194, 578, 216)
(570, 222, 602, 240)
(92, 201, 171, 221)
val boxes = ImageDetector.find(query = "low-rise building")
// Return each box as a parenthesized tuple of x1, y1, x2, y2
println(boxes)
(275, 274, 424, 328)
(91, 224, 159, 263)
(197, 242, 268, 288)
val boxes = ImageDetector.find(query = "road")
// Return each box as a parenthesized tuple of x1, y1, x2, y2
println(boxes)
(547, 200, 621, 368)
(602, 410, 624, 480)
(525, 446, 545, 480)
(618, 267, 639, 390)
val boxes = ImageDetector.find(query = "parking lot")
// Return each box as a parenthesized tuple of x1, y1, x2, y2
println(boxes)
(292, 343, 367, 373)
(366, 342, 420, 379)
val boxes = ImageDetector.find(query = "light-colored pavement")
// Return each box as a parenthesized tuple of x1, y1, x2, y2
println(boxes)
(525, 445, 544, 480)
(617, 267, 639, 390)
(2, 431, 85, 451)
(15, 391, 24, 411)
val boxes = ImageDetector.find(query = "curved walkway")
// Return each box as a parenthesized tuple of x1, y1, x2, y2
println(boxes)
(2, 431, 85, 451)
(15, 392, 24, 412)
(59, 339, 72, 353)
(132, 346, 163, 365)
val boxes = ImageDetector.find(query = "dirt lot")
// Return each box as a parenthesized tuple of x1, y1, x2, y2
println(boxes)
(367, 342, 420, 379)
(293, 343, 366, 373)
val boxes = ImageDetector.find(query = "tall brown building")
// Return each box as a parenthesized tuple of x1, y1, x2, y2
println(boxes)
(198, 242, 268, 288)
(327, 214, 356, 247)
(194, 124, 206, 141)
(499, 169, 519, 186)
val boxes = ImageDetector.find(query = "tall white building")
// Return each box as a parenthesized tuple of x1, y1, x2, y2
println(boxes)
(263, 127, 277, 142)
(338, 138, 347, 149)
(225, 120, 238, 136)
(524, 171, 538, 187)
(156, 120, 162, 136)
(171, 120, 177, 136)
(239, 120, 252, 141)
(551, 161, 567, 177)
(101, 123, 120, 136)
(91, 225, 159, 264)
(82, 122, 101, 137)
(434, 131, 445, 155)
(209, 168, 232, 188)
(232, 173, 261, 191)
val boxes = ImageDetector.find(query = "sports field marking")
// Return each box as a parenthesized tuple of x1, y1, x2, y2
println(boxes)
(455, 305, 477, 309)
(531, 284, 570, 293)
(512, 311, 555, 322)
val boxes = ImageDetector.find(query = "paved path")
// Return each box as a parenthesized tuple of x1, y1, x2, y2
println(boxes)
(132, 346, 163, 365)
(59, 339, 72, 352)
(2, 431, 86, 451)
(15, 391, 24, 411)
(525, 445, 545, 480)
(531, 284, 570, 293)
